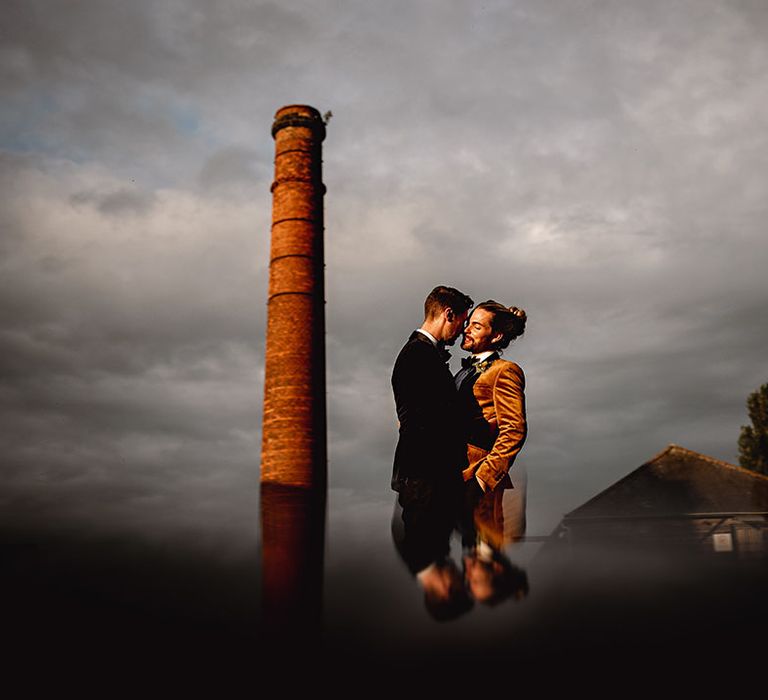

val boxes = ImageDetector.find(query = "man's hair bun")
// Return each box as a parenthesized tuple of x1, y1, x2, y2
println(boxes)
(475, 301, 527, 349)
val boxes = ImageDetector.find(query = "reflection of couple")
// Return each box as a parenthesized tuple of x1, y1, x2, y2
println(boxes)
(390, 285, 528, 619)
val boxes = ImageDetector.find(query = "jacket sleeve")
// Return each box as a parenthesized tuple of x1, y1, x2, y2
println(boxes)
(476, 363, 527, 490)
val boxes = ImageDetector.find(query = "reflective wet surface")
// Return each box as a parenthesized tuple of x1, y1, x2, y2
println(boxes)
(324, 487, 768, 677)
(3, 475, 767, 688)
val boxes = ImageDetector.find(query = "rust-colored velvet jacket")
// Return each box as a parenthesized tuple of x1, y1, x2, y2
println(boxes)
(461, 359, 527, 491)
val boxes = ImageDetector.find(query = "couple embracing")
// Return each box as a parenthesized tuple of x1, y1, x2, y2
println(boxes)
(390, 285, 528, 618)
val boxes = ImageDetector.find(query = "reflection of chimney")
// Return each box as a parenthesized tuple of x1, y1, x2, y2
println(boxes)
(261, 105, 327, 489)
(260, 483, 325, 643)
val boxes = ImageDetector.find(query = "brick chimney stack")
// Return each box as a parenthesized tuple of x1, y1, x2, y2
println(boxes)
(261, 105, 327, 490)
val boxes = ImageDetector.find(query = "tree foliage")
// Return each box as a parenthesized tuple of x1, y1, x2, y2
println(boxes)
(738, 382, 768, 475)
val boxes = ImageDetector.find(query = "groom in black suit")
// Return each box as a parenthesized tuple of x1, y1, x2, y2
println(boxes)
(391, 285, 474, 490)
(390, 285, 474, 620)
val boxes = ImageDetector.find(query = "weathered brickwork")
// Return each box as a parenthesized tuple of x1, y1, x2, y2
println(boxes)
(260, 105, 327, 489)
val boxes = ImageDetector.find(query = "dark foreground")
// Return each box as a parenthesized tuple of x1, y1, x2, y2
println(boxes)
(4, 521, 766, 691)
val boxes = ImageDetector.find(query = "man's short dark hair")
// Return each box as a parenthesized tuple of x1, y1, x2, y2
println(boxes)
(424, 286, 473, 320)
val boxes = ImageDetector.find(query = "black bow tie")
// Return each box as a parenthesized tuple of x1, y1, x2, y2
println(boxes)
(438, 344, 451, 363)
(461, 353, 499, 370)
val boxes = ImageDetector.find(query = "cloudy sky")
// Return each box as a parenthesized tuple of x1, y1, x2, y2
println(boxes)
(2, 0, 767, 554)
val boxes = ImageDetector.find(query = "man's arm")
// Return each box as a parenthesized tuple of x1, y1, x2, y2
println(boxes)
(475, 363, 527, 491)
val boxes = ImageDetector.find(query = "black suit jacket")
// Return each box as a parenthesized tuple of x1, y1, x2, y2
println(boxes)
(391, 332, 467, 488)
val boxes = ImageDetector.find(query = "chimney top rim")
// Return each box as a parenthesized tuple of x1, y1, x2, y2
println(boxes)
(272, 105, 326, 140)
(274, 104, 322, 118)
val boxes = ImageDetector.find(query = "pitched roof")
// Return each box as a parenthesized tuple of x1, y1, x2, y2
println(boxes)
(565, 444, 768, 520)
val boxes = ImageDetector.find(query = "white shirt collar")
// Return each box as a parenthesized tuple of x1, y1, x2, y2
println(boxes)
(415, 328, 439, 346)
(472, 350, 495, 361)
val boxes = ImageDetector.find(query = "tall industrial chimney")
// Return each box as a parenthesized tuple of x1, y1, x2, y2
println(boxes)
(261, 105, 327, 490)
(260, 105, 327, 649)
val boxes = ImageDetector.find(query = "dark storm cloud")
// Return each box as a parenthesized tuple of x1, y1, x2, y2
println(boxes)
(0, 0, 312, 185)
(1, 0, 767, 545)
(0, 0, 309, 88)
(0, 151, 267, 544)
